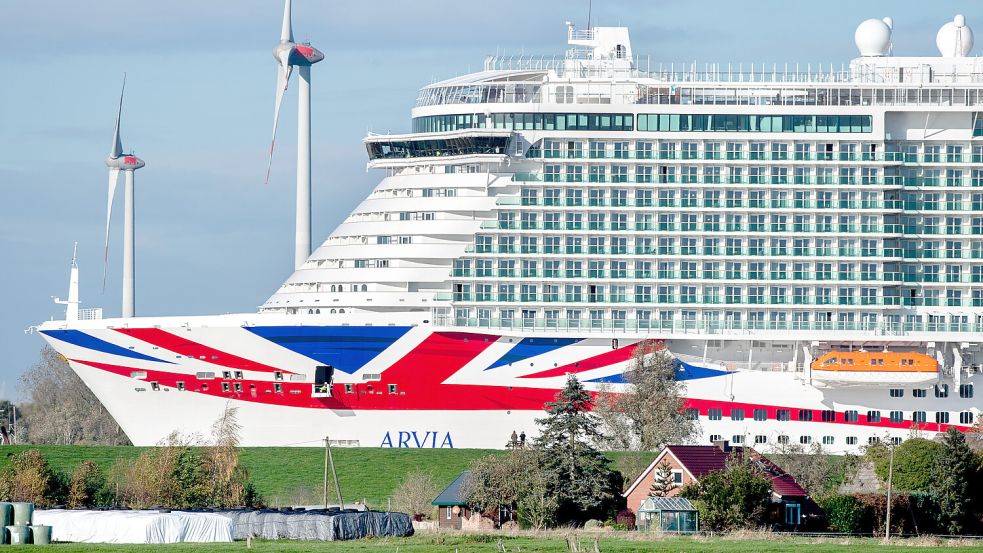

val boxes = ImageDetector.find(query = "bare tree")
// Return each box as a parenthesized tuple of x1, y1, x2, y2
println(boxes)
(391, 470, 439, 520)
(18, 346, 129, 445)
(768, 441, 837, 496)
(203, 404, 249, 508)
(594, 340, 698, 451)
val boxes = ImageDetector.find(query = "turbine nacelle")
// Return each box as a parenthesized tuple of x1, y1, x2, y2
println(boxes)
(106, 154, 146, 171)
(273, 41, 325, 67)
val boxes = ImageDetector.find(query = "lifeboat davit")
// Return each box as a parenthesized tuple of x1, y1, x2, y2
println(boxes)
(811, 351, 938, 385)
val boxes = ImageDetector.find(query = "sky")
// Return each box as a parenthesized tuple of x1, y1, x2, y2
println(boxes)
(0, 0, 980, 400)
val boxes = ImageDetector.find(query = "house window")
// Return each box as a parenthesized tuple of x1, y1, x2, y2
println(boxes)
(785, 503, 802, 526)
(672, 470, 683, 485)
(446, 507, 452, 520)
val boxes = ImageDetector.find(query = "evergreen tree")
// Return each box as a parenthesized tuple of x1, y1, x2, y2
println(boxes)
(649, 459, 676, 497)
(930, 427, 975, 534)
(534, 374, 618, 521)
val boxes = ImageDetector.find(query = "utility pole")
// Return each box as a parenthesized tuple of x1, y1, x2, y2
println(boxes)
(324, 435, 344, 509)
(885, 443, 895, 540)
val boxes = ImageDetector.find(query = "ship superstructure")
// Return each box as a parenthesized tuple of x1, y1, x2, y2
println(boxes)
(39, 15, 982, 451)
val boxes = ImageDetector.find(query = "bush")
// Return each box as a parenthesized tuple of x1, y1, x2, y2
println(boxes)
(867, 438, 940, 492)
(392, 470, 438, 520)
(680, 455, 771, 531)
(0, 449, 65, 507)
(819, 494, 864, 533)
(67, 461, 110, 508)
(615, 508, 636, 530)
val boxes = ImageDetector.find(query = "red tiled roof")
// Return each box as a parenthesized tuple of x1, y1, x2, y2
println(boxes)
(665, 445, 807, 498)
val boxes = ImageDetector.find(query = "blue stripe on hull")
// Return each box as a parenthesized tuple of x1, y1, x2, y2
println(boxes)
(40, 329, 172, 364)
(586, 358, 729, 383)
(485, 337, 580, 370)
(245, 326, 412, 374)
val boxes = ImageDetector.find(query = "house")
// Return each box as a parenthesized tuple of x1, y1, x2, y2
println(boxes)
(623, 441, 816, 529)
(431, 471, 516, 530)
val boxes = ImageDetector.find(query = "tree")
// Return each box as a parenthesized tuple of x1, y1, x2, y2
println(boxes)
(867, 438, 940, 492)
(535, 375, 620, 522)
(594, 340, 697, 451)
(202, 405, 251, 508)
(769, 441, 835, 496)
(0, 449, 65, 507)
(18, 346, 129, 445)
(67, 461, 109, 509)
(930, 428, 975, 534)
(649, 459, 676, 497)
(392, 470, 439, 520)
(680, 453, 771, 531)
(465, 447, 557, 528)
(818, 495, 864, 533)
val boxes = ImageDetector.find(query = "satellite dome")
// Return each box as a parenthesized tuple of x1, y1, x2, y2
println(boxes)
(936, 15, 974, 57)
(855, 18, 892, 57)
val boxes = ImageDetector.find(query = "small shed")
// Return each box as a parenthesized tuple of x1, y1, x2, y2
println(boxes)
(432, 471, 474, 530)
(637, 496, 699, 533)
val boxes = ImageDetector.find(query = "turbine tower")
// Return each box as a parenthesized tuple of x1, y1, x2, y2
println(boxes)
(104, 77, 145, 318)
(266, 0, 324, 270)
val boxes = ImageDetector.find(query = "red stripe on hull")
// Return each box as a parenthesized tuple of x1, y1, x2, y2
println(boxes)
(114, 328, 290, 374)
(521, 344, 636, 379)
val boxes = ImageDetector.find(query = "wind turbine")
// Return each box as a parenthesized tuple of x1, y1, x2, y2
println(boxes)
(104, 76, 145, 318)
(266, 0, 324, 270)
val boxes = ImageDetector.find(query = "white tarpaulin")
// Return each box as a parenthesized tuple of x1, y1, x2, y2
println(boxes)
(33, 510, 233, 544)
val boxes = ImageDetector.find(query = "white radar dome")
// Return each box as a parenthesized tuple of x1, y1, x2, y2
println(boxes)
(855, 18, 892, 57)
(936, 15, 974, 57)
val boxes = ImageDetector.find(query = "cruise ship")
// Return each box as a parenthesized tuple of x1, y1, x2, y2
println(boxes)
(38, 13, 983, 451)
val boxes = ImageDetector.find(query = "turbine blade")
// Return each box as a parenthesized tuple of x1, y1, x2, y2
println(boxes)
(280, 0, 293, 42)
(103, 167, 121, 291)
(110, 75, 125, 159)
(266, 62, 292, 184)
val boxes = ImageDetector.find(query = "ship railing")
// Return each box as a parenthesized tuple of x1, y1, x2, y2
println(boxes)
(432, 315, 983, 336)
(78, 308, 103, 321)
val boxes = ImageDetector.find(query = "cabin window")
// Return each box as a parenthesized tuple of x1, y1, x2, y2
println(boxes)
(754, 435, 767, 444)
(709, 434, 722, 442)
(799, 435, 812, 445)
(913, 388, 927, 398)
(753, 409, 768, 421)
(867, 410, 881, 423)
(821, 410, 836, 422)
(234, 383, 243, 393)
(844, 410, 858, 422)
(959, 384, 974, 399)
(912, 411, 927, 423)
(177, 381, 185, 391)
(221, 382, 230, 392)
(234, 370, 243, 380)
(777, 435, 789, 444)
(150, 382, 160, 391)
(222, 371, 231, 379)
(388, 384, 398, 395)
(890, 410, 904, 423)
(889, 388, 903, 398)
(731, 435, 744, 444)
(344, 384, 354, 394)
(890, 437, 902, 445)
(846, 436, 858, 445)
(274, 371, 284, 381)
(936, 411, 950, 424)
(960, 411, 975, 425)
(822, 436, 834, 445)
(274, 383, 283, 393)
(798, 409, 813, 421)
(935, 384, 949, 398)
(708, 408, 722, 420)
(868, 436, 881, 445)
(685, 408, 699, 420)
(731, 408, 745, 421)
(201, 383, 209, 391)
(776, 409, 790, 421)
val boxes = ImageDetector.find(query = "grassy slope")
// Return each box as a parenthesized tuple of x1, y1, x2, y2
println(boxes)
(0, 446, 658, 508)
(26, 535, 983, 553)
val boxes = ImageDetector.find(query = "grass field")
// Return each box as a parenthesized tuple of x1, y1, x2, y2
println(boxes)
(21, 533, 983, 552)
(0, 446, 653, 509)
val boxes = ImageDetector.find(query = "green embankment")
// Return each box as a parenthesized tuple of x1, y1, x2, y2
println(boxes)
(0, 446, 651, 509)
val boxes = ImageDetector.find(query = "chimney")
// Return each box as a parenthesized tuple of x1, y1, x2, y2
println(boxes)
(713, 439, 731, 453)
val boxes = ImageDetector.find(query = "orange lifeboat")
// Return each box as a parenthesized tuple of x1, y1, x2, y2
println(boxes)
(810, 351, 938, 385)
